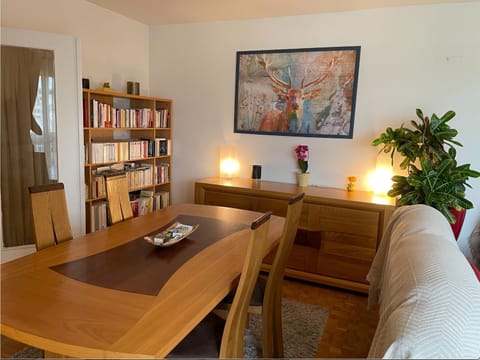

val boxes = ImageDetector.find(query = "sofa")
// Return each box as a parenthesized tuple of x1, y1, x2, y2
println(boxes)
(367, 204, 480, 359)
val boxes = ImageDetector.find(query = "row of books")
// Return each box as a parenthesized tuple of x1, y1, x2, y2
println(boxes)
(89, 191, 171, 232)
(91, 175, 107, 199)
(130, 190, 170, 217)
(89, 138, 171, 164)
(84, 99, 170, 128)
(90, 164, 170, 199)
(126, 164, 153, 189)
(155, 163, 170, 184)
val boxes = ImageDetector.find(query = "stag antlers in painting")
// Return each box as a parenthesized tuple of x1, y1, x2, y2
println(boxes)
(257, 55, 337, 133)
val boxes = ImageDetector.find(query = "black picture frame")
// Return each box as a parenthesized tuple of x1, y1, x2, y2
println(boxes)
(234, 46, 361, 138)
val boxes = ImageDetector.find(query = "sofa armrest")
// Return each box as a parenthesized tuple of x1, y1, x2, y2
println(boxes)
(367, 204, 480, 359)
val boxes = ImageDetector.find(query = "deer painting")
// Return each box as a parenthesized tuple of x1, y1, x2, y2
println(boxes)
(234, 47, 360, 138)
(256, 55, 337, 133)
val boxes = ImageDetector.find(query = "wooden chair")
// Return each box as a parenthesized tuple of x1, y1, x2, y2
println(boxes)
(29, 183, 73, 251)
(216, 192, 305, 357)
(262, 192, 304, 357)
(168, 211, 272, 358)
(105, 173, 133, 224)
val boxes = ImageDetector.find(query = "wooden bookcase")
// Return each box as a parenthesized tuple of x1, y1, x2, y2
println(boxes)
(195, 177, 396, 293)
(82, 89, 172, 233)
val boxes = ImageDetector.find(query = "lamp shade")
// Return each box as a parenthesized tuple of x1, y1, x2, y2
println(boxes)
(368, 152, 394, 195)
(219, 145, 239, 179)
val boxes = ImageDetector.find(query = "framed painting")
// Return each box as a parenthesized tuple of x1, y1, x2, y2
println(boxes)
(234, 46, 361, 138)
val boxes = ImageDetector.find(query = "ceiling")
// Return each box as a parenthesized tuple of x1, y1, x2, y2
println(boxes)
(86, 0, 476, 26)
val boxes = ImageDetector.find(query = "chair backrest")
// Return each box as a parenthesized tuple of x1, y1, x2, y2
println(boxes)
(105, 173, 133, 224)
(262, 192, 305, 357)
(266, 192, 305, 291)
(220, 211, 272, 358)
(29, 182, 73, 251)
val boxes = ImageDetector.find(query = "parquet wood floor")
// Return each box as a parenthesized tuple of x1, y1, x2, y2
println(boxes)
(1, 278, 378, 359)
(1, 335, 26, 358)
(282, 277, 379, 358)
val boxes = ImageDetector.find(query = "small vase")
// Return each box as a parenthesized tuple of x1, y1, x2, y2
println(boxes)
(296, 172, 310, 187)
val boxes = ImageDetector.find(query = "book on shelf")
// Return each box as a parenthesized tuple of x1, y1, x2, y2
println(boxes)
(91, 201, 107, 232)
(154, 108, 169, 128)
(137, 197, 150, 216)
(141, 138, 155, 157)
(159, 138, 167, 156)
(130, 200, 139, 217)
(92, 175, 106, 199)
(154, 163, 170, 184)
(155, 191, 170, 210)
(93, 164, 126, 177)
(83, 98, 89, 127)
(154, 138, 171, 157)
(140, 189, 154, 213)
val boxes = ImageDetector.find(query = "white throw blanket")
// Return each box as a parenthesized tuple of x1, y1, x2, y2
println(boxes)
(367, 204, 480, 359)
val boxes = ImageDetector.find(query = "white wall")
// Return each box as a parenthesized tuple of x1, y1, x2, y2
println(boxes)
(149, 2, 480, 249)
(1, 0, 150, 94)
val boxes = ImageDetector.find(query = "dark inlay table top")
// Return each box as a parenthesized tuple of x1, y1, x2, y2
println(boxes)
(51, 214, 248, 295)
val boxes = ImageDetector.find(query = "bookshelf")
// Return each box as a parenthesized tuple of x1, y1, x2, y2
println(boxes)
(82, 89, 172, 233)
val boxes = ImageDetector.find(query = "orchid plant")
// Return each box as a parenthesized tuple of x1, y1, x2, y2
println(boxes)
(295, 145, 309, 173)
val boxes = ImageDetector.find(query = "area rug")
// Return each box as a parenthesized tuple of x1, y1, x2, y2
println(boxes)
(244, 298, 329, 358)
(11, 346, 42, 359)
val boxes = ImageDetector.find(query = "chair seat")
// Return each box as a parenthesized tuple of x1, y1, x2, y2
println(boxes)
(168, 312, 225, 358)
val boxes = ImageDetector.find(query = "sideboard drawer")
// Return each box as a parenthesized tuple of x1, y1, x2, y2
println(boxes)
(307, 204, 379, 238)
(316, 253, 372, 283)
(203, 190, 256, 210)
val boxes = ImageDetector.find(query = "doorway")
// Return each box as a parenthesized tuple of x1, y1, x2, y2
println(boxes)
(1, 28, 84, 262)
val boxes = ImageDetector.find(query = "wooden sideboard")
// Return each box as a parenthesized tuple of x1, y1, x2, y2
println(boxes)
(195, 177, 396, 293)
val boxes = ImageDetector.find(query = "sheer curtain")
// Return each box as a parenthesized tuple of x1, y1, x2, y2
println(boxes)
(1, 46, 55, 247)
(31, 71, 58, 181)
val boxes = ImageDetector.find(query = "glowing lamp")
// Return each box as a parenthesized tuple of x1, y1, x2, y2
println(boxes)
(368, 165, 393, 195)
(368, 149, 399, 195)
(219, 145, 239, 179)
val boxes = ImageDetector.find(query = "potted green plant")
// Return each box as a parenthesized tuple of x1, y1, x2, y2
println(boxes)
(371, 109, 480, 228)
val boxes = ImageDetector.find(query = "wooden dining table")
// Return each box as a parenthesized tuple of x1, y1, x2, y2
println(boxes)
(1, 203, 284, 358)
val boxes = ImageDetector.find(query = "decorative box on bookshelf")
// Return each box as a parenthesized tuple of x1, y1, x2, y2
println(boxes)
(82, 89, 172, 233)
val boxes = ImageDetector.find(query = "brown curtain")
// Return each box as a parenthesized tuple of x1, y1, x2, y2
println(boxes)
(1, 46, 54, 247)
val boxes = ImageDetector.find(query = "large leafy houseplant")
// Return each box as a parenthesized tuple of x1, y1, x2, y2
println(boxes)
(372, 109, 480, 224)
